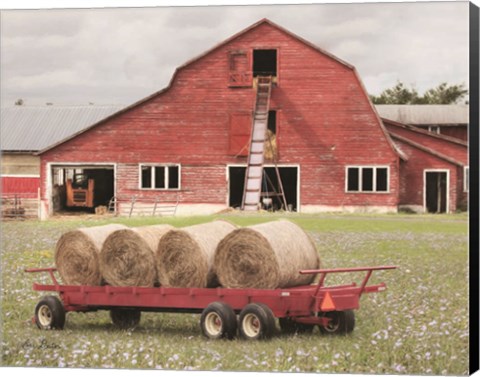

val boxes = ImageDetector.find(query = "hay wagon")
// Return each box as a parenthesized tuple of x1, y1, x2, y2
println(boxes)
(26, 265, 395, 340)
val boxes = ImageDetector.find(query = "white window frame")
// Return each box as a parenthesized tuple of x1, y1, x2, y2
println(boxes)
(464, 166, 469, 193)
(345, 166, 390, 193)
(423, 169, 450, 213)
(139, 164, 181, 190)
(226, 163, 300, 211)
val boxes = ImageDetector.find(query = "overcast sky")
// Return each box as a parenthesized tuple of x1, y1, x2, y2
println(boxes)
(0, 1, 471, 107)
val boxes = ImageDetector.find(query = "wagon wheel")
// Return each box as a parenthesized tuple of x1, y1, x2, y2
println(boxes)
(279, 317, 315, 334)
(200, 302, 237, 340)
(34, 295, 66, 330)
(239, 303, 276, 340)
(110, 309, 141, 330)
(319, 310, 355, 335)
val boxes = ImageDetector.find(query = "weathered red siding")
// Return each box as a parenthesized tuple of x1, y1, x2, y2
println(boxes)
(385, 122, 467, 165)
(1, 176, 39, 196)
(440, 126, 468, 142)
(40, 20, 400, 214)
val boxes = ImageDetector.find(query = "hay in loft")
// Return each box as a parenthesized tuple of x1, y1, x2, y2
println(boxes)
(264, 129, 277, 161)
(214, 220, 320, 289)
(156, 220, 237, 288)
(100, 224, 174, 287)
(54, 223, 128, 286)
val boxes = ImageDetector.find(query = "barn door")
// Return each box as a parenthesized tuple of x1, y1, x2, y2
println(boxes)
(228, 50, 251, 87)
(229, 113, 252, 156)
(425, 171, 448, 213)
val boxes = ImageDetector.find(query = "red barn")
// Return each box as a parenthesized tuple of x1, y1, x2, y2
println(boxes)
(37, 19, 466, 218)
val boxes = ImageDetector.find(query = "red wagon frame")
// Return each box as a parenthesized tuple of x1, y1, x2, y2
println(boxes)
(26, 265, 396, 340)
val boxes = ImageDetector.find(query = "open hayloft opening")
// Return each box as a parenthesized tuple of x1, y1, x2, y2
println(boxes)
(228, 165, 297, 211)
(50, 165, 114, 214)
(268, 110, 276, 134)
(425, 171, 448, 213)
(253, 49, 277, 77)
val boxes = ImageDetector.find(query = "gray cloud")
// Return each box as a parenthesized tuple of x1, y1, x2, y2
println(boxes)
(0, 2, 469, 106)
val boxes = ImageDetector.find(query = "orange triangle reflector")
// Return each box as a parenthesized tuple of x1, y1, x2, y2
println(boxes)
(321, 292, 336, 311)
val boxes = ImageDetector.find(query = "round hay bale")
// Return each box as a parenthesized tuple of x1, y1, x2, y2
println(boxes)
(54, 223, 128, 285)
(100, 224, 174, 287)
(214, 220, 320, 289)
(156, 220, 237, 288)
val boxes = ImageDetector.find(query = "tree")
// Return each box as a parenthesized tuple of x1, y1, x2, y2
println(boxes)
(370, 82, 468, 105)
(370, 82, 419, 105)
(14, 98, 24, 106)
(421, 82, 468, 104)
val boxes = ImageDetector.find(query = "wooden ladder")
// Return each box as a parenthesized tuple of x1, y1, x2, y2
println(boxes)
(241, 76, 288, 211)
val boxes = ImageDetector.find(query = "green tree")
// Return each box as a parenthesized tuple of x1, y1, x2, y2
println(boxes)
(370, 82, 419, 104)
(370, 82, 468, 105)
(421, 82, 468, 104)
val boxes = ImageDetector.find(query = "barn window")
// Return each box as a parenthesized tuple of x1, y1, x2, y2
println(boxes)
(346, 166, 389, 193)
(140, 164, 180, 190)
(253, 49, 277, 77)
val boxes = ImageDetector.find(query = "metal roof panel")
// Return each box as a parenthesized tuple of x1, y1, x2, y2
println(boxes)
(375, 104, 468, 125)
(1, 105, 123, 151)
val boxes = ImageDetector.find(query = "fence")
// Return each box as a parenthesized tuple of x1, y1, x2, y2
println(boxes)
(1, 193, 39, 220)
(108, 195, 179, 218)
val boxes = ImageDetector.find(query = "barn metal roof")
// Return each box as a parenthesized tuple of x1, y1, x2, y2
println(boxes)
(1, 105, 124, 152)
(375, 104, 468, 125)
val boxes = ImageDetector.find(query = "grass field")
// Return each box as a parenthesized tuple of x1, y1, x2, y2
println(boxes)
(0, 212, 469, 374)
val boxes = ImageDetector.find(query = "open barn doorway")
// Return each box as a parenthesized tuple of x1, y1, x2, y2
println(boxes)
(253, 49, 277, 77)
(228, 165, 298, 211)
(50, 164, 115, 215)
(425, 170, 448, 213)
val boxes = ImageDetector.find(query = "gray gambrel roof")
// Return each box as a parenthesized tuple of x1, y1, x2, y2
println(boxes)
(1, 105, 124, 152)
(0, 103, 469, 152)
(375, 104, 468, 126)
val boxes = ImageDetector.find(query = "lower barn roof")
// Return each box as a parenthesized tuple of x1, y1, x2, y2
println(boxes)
(375, 104, 468, 126)
(1, 105, 124, 152)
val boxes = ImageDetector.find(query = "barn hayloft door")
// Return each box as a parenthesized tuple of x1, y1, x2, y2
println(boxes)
(241, 76, 287, 211)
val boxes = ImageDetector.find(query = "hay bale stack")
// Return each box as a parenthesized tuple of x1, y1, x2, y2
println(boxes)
(55, 223, 128, 285)
(156, 220, 237, 288)
(100, 224, 174, 287)
(214, 220, 320, 289)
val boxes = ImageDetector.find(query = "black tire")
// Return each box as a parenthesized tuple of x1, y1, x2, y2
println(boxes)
(279, 317, 315, 334)
(239, 303, 276, 340)
(200, 302, 237, 340)
(110, 309, 141, 330)
(319, 310, 355, 335)
(34, 295, 65, 330)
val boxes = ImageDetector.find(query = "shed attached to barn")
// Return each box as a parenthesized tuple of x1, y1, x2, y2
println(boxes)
(376, 104, 468, 142)
(383, 118, 468, 213)
(1, 105, 122, 215)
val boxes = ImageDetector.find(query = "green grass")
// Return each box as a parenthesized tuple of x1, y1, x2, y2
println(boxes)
(1, 213, 469, 374)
